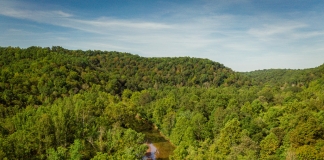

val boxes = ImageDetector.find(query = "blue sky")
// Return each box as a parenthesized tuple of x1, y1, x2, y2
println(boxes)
(1, 0, 324, 71)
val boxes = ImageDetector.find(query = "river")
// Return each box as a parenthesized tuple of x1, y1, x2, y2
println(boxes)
(142, 128, 175, 160)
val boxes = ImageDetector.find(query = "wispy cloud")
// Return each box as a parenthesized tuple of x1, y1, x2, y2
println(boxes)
(0, 1, 73, 20)
(250, 23, 305, 36)
(0, 1, 171, 31)
(77, 18, 172, 29)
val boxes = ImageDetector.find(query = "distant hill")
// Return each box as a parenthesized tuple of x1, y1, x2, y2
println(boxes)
(242, 64, 324, 86)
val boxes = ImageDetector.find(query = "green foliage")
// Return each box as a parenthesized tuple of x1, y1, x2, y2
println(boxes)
(260, 133, 280, 158)
(47, 147, 67, 160)
(215, 118, 241, 156)
(69, 139, 83, 160)
(0, 46, 323, 159)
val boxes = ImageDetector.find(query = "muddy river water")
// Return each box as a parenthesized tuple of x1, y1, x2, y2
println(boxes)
(142, 128, 175, 160)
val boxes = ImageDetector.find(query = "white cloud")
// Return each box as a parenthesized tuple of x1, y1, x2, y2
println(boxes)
(54, 11, 73, 18)
(78, 18, 172, 29)
(248, 22, 308, 42)
(0, 2, 73, 20)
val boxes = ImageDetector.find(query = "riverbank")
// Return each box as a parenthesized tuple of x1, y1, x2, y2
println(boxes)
(133, 115, 176, 159)
(142, 127, 175, 160)
(143, 143, 157, 160)
(152, 124, 176, 148)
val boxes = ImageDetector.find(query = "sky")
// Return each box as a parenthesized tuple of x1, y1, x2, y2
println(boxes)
(1, 0, 324, 71)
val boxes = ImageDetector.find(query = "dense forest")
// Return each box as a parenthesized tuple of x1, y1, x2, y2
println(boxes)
(0, 46, 324, 159)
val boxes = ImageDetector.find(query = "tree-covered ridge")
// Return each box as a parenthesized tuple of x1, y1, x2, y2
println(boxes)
(0, 46, 248, 109)
(1, 46, 324, 159)
(243, 64, 324, 86)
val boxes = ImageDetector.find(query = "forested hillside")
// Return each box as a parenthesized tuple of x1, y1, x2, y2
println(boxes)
(244, 64, 324, 86)
(0, 46, 324, 159)
(0, 46, 248, 109)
